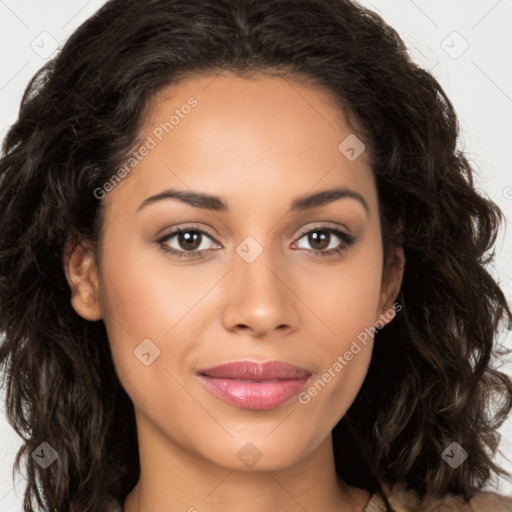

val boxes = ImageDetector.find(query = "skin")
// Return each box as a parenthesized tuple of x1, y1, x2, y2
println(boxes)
(64, 72, 405, 512)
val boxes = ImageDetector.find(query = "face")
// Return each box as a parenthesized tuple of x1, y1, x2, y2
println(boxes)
(65, 72, 404, 471)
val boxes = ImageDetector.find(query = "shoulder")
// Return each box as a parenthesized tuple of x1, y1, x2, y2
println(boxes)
(389, 482, 512, 512)
(364, 482, 512, 512)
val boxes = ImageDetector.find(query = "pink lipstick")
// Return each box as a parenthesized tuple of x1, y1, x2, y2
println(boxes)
(198, 360, 311, 410)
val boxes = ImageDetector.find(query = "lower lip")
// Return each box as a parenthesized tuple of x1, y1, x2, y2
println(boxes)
(199, 376, 310, 410)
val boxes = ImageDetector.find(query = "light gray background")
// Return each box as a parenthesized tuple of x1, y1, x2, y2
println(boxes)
(1, 0, 511, 510)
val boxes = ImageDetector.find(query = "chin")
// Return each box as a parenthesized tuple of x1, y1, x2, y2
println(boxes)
(205, 436, 315, 472)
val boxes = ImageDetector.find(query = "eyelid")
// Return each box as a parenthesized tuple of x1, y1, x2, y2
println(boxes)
(294, 221, 351, 238)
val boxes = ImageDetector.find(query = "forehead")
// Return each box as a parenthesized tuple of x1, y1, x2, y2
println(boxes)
(102, 72, 377, 219)
(144, 71, 361, 151)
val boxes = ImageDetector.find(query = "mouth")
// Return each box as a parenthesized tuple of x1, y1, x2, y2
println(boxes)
(197, 360, 311, 410)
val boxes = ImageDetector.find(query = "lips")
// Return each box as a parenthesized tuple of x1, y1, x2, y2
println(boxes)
(198, 360, 311, 410)
(199, 360, 311, 380)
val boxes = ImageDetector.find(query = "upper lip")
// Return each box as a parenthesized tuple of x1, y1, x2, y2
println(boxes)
(198, 360, 311, 380)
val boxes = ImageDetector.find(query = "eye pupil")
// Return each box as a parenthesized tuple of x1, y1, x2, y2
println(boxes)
(179, 231, 201, 250)
(309, 230, 329, 250)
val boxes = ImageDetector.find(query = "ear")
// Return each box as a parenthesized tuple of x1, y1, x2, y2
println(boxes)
(376, 246, 405, 326)
(63, 236, 103, 321)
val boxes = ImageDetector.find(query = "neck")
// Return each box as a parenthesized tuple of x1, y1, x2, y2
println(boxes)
(123, 415, 371, 512)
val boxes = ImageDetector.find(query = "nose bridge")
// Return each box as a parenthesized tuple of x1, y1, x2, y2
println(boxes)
(222, 233, 298, 333)
(235, 233, 285, 300)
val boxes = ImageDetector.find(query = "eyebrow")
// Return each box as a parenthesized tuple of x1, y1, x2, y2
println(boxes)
(137, 186, 369, 215)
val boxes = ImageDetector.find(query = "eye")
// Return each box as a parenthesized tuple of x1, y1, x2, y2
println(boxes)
(156, 224, 356, 260)
(156, 226, 219, 258)
(292, 225, 355, 257)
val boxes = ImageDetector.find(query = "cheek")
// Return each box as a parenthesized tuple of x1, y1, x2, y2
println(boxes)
(298, 290, 377, 431)
(98, 232, 208, 336)
(296, 235, 382, 414)
(96, 231, 224, 382)
(300, 342, 373, 437)
(305, 235, 383, 344)
(96, 234, 173, 373)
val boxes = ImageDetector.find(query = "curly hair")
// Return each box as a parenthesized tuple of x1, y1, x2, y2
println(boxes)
(1, 0, 511, 511)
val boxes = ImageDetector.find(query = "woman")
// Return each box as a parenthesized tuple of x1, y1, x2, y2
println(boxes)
(0, 1, 511, 511)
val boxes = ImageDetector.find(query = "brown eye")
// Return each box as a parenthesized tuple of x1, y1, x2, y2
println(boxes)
(177, 230, 202, 251)
(306, 230, 331, 251)
(157, 227, 219, 258)
(293, 226, 355, 258)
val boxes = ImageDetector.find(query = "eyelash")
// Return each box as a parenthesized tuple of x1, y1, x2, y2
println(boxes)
(156, 224, 355, 260)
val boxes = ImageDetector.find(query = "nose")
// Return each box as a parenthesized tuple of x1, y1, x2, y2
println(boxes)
(221, 242, 300, 338)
